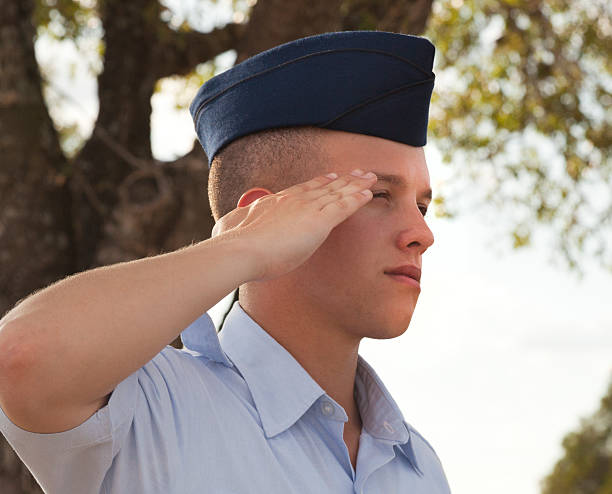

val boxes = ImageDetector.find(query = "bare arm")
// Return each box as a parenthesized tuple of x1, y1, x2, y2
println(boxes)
(0, 235, 256, 433)
(0, 169, 376, 433)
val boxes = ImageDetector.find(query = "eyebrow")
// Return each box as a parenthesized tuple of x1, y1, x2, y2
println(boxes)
(373, 173, 433, 201)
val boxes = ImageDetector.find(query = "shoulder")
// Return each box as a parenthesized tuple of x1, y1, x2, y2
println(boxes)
(404, 420, 452, 491)
(139, 344, 243, 406)
(147, 344, 224, 375)
(405, 421, 438, 455)
(137, 345, 228, 395)
(404, 420, 447, 468)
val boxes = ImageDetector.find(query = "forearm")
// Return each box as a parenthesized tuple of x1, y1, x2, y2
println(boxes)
(0, 235, 255, 410)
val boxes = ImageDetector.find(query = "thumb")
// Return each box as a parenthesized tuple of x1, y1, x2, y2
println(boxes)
(211, 203, 250, 239)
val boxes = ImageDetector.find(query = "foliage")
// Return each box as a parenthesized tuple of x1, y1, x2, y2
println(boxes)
(540, 374, 612, 494)
(33, 0, 104, 159)
(34, 0, 99, 42)
(425, 0, 611, 275)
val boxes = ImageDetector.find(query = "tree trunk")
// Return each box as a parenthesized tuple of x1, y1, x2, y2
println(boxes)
(0, 3, 74, 490)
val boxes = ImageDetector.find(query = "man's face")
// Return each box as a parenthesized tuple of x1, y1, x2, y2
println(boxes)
(289, 129, 435, 341)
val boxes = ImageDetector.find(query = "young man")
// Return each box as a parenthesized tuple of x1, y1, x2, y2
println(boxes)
(0, 31, 451, 493)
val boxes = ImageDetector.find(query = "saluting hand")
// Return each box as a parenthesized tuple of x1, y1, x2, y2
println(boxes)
(211, 169, 377, 283)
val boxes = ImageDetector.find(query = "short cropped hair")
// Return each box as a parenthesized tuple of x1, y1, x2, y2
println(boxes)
(208, 126, 331, 222)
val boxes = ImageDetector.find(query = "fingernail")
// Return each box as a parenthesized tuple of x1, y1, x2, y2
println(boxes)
(363, 172, 375, 179)
(351, 169, 364, 176)
(326, 172, 338, 179)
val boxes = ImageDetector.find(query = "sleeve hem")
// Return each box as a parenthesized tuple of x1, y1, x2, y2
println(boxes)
(0, 371, 139, 454)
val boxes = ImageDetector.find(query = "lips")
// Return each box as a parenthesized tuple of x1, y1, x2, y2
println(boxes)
(384, 265, 421, 282)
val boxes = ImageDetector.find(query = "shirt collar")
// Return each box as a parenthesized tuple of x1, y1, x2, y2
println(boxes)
(181, 300, 422, 476)
(180, 307, 234, 367)
(355, 354, 424, 476)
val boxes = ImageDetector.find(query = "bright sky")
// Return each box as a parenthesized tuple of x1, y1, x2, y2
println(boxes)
(35, 15, 611, 494)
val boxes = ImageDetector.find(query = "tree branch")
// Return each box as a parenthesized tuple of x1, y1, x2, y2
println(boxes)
(340, 0, 434, 35)
(153, 22, 248, 79)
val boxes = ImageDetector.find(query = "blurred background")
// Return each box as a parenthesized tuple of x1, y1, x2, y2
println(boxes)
(0, 0, 610, 492)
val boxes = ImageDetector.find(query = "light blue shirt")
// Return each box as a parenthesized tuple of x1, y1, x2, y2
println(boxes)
(0, 301, 452, 493)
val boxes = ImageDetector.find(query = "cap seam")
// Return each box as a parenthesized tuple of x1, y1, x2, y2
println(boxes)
(319, 77, 434, 129)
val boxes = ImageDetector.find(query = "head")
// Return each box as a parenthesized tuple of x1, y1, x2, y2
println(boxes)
(210, 126, 434, 342)
(208, 125, 330, 222)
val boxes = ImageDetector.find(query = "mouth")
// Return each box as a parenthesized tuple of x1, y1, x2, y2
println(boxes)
(385, 273, 421, 289)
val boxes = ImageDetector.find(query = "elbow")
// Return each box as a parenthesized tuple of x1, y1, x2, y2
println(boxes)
(0, 322, 39, 412)
(0, 318, 36, 371)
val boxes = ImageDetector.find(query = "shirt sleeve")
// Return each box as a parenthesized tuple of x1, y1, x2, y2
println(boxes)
(0, 345, 187, 494)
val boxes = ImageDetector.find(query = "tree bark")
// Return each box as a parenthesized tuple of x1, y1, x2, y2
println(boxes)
(0, 0, 432, 492)
(0, 0, 74, 319)
(0, 3, 75, 492)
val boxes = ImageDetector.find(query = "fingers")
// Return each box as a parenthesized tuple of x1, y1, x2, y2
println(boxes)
(278, 168, 377, 213)
(287, 170, 375, 206)
(282, 168, 376, 196)
(312, 169, 377, 206)
(312, 169, 377, 221)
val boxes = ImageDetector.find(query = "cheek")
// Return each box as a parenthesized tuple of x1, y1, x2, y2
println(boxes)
(313, 216, 380, 268)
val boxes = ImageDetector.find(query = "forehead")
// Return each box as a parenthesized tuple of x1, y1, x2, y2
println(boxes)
(319, 130, 430, 185)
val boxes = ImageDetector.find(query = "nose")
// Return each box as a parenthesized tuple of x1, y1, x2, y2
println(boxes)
(396, 210, 435, 254)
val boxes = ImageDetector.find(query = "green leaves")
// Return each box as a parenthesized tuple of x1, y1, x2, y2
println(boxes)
(34, 0, 99, 42)
(425, 0, 612, 273)
(540, 377, 612, 494)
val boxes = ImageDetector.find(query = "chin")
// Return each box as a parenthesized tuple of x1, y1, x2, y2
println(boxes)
(362, 312, 414, 340)
(365, 327, 410, 340)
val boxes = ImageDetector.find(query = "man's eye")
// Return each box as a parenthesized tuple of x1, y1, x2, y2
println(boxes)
(373, 192, 428, 217)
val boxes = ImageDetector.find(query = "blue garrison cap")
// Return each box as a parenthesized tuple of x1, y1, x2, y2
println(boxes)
(189, 30, 435, 167)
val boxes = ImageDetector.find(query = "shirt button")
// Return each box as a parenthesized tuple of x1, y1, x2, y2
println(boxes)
(383, 421, 394, 433)
(321, 401, 334, 416)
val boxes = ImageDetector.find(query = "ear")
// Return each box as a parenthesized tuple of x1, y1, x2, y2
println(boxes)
(237, 188, 272, 208)
(211, 188, 273, 239)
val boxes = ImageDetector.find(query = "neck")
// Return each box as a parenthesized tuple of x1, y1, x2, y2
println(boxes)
(239, 288, 363, 429)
